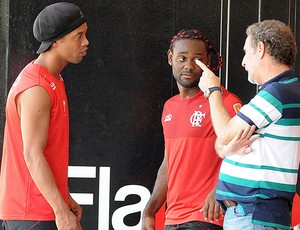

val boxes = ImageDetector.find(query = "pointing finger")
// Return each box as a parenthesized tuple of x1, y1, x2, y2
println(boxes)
(195, 59, 209, 71)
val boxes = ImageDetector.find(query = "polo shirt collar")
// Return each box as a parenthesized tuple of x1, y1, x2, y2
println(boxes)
(259, 69, 296, 91)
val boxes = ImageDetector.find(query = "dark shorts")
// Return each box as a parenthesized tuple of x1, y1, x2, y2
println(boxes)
(1, 220, 57, 230)
(164, 221, 223, 230)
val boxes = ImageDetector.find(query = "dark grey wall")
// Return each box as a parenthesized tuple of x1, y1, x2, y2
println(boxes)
(0, 0, 8, 150)
(0, 0, 299, 229)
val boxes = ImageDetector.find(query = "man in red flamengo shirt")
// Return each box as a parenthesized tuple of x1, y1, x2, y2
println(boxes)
(141, 29, 242, 230)
(0, 2, 89, 230)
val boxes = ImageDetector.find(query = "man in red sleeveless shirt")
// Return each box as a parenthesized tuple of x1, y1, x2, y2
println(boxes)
(0, 2, 89, 229)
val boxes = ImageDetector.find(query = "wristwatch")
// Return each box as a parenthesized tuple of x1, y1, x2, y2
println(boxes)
(204, 86, 222, 99)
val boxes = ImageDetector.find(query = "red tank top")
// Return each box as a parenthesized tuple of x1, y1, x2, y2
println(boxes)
(0, 62, 69, 220)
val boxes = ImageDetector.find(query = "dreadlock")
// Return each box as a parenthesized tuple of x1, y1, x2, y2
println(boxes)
(169, 29, 222, 71)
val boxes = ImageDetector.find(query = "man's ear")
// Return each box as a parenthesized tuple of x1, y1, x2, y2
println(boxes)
(51, 41, 59, 48)
(167, 49, 172, 65)
(207, 53, 212, 68)
(257, 41, 265, 58)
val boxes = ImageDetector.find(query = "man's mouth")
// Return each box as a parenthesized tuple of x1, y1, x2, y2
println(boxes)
(80, 48, 88, 56)
(181, 73, 194, 79)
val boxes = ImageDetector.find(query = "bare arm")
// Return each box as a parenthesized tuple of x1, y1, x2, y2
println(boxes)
(141, 149, 168, 230)
(18, 86, 81, 230)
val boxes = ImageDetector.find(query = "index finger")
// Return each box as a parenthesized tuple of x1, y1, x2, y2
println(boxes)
(195, 59, 210, 71)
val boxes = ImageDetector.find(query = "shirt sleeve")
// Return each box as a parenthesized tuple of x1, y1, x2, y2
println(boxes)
(237, 89, 282, 129)
(223, 93, 242, 118)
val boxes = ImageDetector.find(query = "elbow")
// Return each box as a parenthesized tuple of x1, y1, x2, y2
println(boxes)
(218, 132, 232, 145)
(216, 151, 225, 159)
(23, 148, 42, 172)
(214, 138, 226, 158)
(23, 150, 34, 166)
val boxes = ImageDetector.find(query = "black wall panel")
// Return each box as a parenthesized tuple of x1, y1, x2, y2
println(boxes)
(0, 0, 299, 229)
(0, 0, 8, 149)
(261, 0, 289, 23)
(227, 0, 259, 103)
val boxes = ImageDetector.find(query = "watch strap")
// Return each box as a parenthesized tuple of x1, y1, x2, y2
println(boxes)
(205, 86, 222, 99)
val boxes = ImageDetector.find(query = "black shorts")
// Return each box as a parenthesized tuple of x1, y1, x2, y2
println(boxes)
(164, 221, 223, 230)
(1, 220, 57, 230)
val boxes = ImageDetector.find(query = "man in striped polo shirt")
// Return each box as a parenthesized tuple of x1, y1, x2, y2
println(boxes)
(196, 19, 300, 230)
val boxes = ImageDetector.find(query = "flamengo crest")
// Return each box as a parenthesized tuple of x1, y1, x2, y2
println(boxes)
(190, 111, 206, 127)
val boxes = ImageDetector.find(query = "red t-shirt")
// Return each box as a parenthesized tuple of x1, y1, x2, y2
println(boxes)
(0, 62, 69, 220)
(162, 87, 241, 226)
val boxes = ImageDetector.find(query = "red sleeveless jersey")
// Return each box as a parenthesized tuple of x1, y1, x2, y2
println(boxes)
(0, 62, 69, 220)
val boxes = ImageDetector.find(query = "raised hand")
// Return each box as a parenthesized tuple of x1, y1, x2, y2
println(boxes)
(195, 59, 220, 92)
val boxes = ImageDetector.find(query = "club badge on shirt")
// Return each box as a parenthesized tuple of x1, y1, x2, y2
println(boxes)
(233, 103, 242, 113)
(190, 111, 206, 127)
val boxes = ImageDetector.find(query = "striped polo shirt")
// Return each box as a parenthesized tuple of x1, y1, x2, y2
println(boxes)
(216, 70, 300, 229)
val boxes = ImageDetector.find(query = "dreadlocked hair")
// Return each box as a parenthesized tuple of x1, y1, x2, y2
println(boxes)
(169, 29, 222, 71)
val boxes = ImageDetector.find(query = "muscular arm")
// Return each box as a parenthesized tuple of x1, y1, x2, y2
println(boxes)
(18, 86, 81, 229)
(142, 149, 168, 230)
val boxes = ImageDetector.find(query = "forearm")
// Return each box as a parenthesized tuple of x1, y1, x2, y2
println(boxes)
(143, 184, 167, 217)
(208, 91, 232, 142)
(24, 150, 68, 215)
(143, 158, 168, 217)
(144, 181, 167, 217)
(26, 155, 81, 229)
